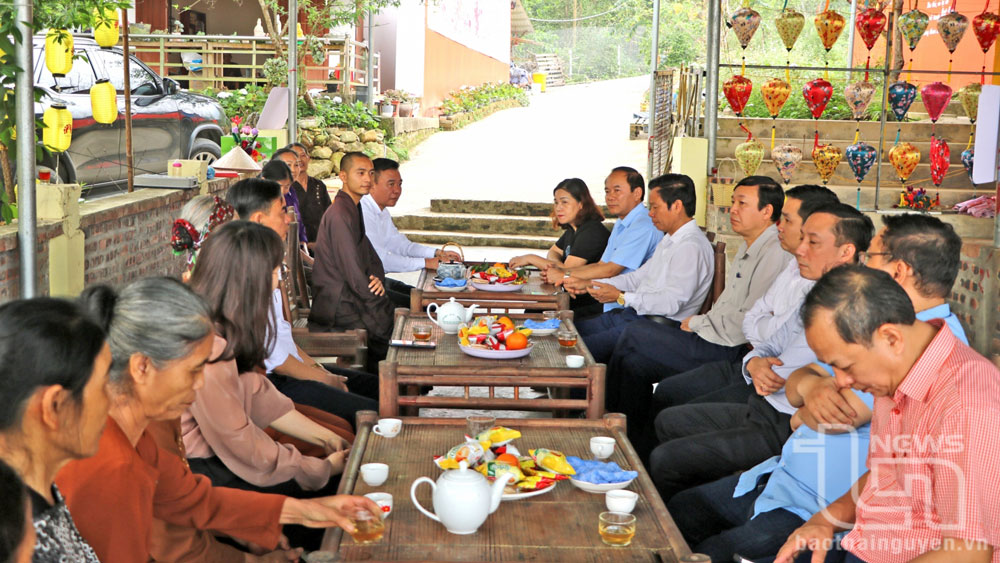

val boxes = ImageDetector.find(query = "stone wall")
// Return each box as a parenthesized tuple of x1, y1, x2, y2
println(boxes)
(0, 178, 235, 299)
(951, 240, 1000, 361)
(298, 123, 396, 180)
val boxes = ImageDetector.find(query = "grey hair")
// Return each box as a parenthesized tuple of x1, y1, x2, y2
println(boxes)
(80, 277, 213, 383)
(180, 195, 218, 234)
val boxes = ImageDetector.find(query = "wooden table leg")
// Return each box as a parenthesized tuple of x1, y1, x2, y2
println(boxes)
(587, 364, 606, 419)
(379, 360, 399, 417)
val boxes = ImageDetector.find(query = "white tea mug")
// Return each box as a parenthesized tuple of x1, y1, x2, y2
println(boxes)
(360, 463, 389, 487)
(364, 492, 393, 518)
(605, 489, 638, 513)
(373, 418, 402, 438)
(590, 436, 615, 460)
(566, 355, 585, 368)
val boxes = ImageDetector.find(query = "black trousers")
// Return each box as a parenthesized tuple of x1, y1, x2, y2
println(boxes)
(267, 373, 378, 429)
(385, 277, 414, 310)
(188, 455, 340, 551)
(651, 360, 753, 410)
(648, 393, 793, 503)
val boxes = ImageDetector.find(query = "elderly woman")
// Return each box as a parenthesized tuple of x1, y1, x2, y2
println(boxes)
(171, 194, 236, 275)
(0, 288, 378, 563)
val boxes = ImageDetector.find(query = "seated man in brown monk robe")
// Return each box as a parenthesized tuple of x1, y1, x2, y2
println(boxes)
(308, 152, 393, 373)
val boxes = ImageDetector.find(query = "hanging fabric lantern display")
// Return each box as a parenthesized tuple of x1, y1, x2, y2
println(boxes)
(812, 144, 842, 185)
(45, 29, 74, 78)
(723, 75, 753, 116)
(815, 9, 846, 77)
(730, 7, 762, 74)
(846, 141, 877, 208)
(775, 8, 805, 81)
(972, 7, 1000, 82)
(802, 78, 833, 119)
(888, 142, 920, 183)
(898, 8, 929, 79)
(736, 138, 765, 176)
(961, 147, 975, 182)
(959, 83, 981, 123)
(43, 103, 72, 152)
(855, 7, 887, 80)
(887, 81, 917, 121)
(844, 80, 876, 143)
(90, 78, 117, 124)
(772, 144, 802, 185)
(94, 7, 120, 49)
(920, 81, 953, 124)
(937, 10, 970, 80)
(929, 136, 950, 187)
(761, 78, 790, 148)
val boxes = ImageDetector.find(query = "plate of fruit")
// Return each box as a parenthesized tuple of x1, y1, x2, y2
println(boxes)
(469, 263, 528, 292)
(458, 316, 533, 359)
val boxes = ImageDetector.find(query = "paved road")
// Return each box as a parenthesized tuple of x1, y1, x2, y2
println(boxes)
(394, 76, 649, 215)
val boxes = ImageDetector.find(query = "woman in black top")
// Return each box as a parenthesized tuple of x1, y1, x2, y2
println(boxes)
(510, 178, 610, 319)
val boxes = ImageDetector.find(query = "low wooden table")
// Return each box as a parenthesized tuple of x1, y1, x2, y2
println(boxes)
(409, 265, 571, 314)
(319, 412, 694, 562)
(380, 310, 605, 419)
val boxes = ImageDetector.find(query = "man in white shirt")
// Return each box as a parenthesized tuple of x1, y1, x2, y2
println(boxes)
(361, 158, 461, 308)
(561, 173, 714, 363)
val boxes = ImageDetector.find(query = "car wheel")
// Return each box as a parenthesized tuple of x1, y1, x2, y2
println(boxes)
(189, 138, 221, 164)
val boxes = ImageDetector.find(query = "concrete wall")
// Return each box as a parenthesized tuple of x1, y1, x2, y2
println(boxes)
(0, 179, 234, 300)
(423, 31, 507, 117)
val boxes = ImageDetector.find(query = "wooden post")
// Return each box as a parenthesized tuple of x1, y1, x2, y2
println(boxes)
(122, 9, 134, 193)
(379, 360, 398, 417)
(410, 287, 423, 313)
(587, 364, 606, 419)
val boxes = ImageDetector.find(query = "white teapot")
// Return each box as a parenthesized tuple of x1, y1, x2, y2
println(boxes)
(410, 460, 514, 535)
(426, 298, 478, 335)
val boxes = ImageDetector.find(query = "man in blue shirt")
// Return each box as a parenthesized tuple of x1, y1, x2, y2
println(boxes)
(547, 166, 662, 313)
(667, 213, 967, 563)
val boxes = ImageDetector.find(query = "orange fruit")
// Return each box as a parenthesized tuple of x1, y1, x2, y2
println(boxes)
(496, 453, 519, 465)
(498, 316, 515, 331)
(506, 332, 528, 350)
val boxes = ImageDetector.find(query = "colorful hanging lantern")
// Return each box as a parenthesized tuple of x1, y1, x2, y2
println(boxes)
(812, 144, 842, 184)
(42, 103, 73, 152)
(888, 142, 920, 182)
(929, 136, 950, 187)
(45, 29, 74, 78)
(723, 75, 753, 116)
(761, 78, 790, 148)
(775, 9, 805, 51)
(887, 81, 918, 122)
(730, 7, 762, 48)
(898, 9, 930, 50)
(855, 8, 887, 50)
(920, 81, 953, 123)
(959, 83, 981, 123)
(90, 79, 117, 124)
(972, 11, 1000, 52)
(938, 11, 970, 53)
(771, 144, 802, 185)
(844, 80, 876, 121)
(846, 142, 877, 184)
(802, 78, 833, 119)
(815, 10, 847, 51)
(735, 139, 765, 177)
(961, 148, 975, 181)
(94, 12, 120, 49)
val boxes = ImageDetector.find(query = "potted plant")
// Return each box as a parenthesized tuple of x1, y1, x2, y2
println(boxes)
(384, 89, 407, 116)
(397, 92, 414, 118)
(376, 95, 393, 117)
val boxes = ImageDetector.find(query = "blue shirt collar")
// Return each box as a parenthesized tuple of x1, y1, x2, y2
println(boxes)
(616, 203, 649, 229)
(915, 303, 950, 322)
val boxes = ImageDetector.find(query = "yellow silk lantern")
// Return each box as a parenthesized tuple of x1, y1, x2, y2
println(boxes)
(43, 104, 73, 152)
(90, 79, 117, 124)
(94, 7, 119, 48)
(45, 29, 74, 78)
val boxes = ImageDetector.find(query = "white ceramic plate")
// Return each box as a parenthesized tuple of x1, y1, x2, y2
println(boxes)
(470, 279, 525, 293)
(434, 283, 467, 292)
(527, 327, 557, 336)
(569, 476, 636, 493)
(502, 481, 557, 501)
(459, 343, 533, 360)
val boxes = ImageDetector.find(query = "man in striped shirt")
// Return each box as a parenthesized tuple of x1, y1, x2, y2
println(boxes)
(775, 266, 1000, 563)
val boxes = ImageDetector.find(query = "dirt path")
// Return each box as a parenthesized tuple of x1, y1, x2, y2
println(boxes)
(394, 76, 649, 215)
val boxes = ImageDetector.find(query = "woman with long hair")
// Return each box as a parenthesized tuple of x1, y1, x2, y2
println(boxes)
(510, 178, 610, 318)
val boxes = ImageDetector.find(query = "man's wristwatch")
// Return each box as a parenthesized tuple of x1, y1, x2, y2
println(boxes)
(616, 292, 626, 306)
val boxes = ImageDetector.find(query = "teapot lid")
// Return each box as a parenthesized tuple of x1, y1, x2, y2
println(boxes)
(442, 460, 484, 483)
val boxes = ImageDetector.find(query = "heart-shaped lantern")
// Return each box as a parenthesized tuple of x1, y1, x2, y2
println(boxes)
(961, 148, 975, 181)
(724, 75, 753, 115)
(889, 142, 920, 182)
(802, 78, 833, 119)
(887, 81, 918, 122)
(846, 142, 877, 183)
(815, 10, 847, 51)
(771, 144, 803, 184)
(937, 11, 970, 53)
(898, 9, 930, 50)
(812, 144, 843, 184)
(730, 7, 762, 48)
(736, 139, 765, 176)
(920, 81, 953, 123)
(973, 12, 1000, 52)
(929, 136, 950, 187)
(761, 78, 791, 117)
(844, 81, 876, 120)
(775, 8, 806, 51)
(959, 83, 981, 122)
(855, 8, 887, 50)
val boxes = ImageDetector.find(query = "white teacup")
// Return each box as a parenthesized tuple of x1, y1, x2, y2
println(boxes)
(373, 418, 402, 438)
(590, 436, 615, 460)
(605, 489, 638, 513)
(566, 354, 585, 368)
(360, 463, 389, 486)
(364, 492, 393, 519)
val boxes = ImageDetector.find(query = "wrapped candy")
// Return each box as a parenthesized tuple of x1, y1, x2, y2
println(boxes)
(473, 426, 521, 446)
(519, 457, 569, 480)
(434, 438, 485, 470)
(529, 448, 576, 475)
(476, 461, 525, 484)
(515, 475, 557, 491)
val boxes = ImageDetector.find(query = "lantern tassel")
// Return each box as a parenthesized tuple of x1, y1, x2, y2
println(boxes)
(814, 129, 819, 149)
(740, 122, 753, 141)
(857, 187, 861, 210)
(907, 58, 913, 81)
(966, 128, 975, 150)
(770, 124, 776, 150)
(853, 128, 860, 144)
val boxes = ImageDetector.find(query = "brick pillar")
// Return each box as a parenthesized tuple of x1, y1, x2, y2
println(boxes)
(37, 184, 84, 297)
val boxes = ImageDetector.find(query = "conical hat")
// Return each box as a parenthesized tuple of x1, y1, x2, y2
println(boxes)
(213, 146, 262, 172)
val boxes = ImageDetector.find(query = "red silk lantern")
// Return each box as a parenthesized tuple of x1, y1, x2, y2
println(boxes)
(723, 75, 753, 116)
(972, 12, 1000, 52)
(920, 81, 953, 123)
(929, 136, 950, 187)
(802, 78, 833, 119)
(855, 8, 887, 50)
